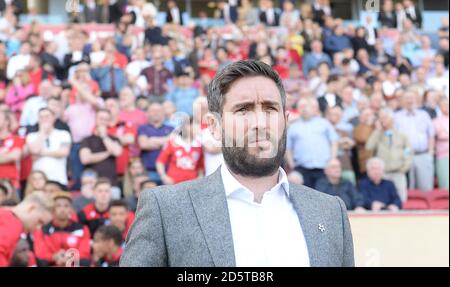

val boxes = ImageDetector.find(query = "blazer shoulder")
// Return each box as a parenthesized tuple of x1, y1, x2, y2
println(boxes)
(141, 176, 210, 203)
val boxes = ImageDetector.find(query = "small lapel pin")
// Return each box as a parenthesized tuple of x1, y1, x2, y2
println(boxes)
(318, 224, 325, 233)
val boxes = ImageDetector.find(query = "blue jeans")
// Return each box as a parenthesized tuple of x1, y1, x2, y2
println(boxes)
(69, 143, 84, 191)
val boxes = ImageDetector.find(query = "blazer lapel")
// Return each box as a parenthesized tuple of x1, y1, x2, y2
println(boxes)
(188, 169, 236, 267)
(289, 185, 327, 267)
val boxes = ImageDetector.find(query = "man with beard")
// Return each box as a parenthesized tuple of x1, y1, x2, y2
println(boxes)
(120, 60, 354, 267)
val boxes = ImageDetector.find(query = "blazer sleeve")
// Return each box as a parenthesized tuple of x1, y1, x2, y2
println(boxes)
(120, 189, 168, 267)
(336, 196, 355, 267)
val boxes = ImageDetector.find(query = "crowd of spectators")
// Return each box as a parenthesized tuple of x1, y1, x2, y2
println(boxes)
(0, 0, 448, 267)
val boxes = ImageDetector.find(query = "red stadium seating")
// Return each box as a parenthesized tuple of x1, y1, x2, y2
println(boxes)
(403, 190, 430, 210)
(428, 189, 449, 210)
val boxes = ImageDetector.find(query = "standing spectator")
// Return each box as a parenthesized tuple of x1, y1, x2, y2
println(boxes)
(0, 110, 23, 189)
(166, 0, 183, 25)
(125, 173, 152, 213)
(259, 0, 280, 27)
(317, 75, 343, 114)
(378, 0, 397, 28)
(138, 51, 173, 102)
(33, 192, 91, 267)
(72, 169, 97, 213)
(19, 80, 53, 127)
(366, 108, 413, 202)
(312, 0, 332, 27)
(25, 108, 71, 188)
(125, 48, 151, 95)
(303, 40, 332, 76)
(6, 41, 30, 80)
(166, 71, 199, 117)
(156, 118, 204, 185)
(359, 158, 402, 211)
(217, 0, 239, 25)
(352, 108, 375, 178)
(138, 102, 174, 184)
(0, 192, 53, 267)
(108, 199, 135, 241)
(433, 97, 449, 189)
(403, 0, 422, 29)
(77, 178, 112, 237)
(315, 159, 364, 211)
(79, 109, 123, 186)
(91, 225, 123, 267)
(105, 97, 136, 177)
(118, 86, 147, 128)
(394, 90, 435, 191)
(286, 97, 338, 188)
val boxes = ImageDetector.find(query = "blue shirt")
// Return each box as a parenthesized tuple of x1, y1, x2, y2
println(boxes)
(166, 87, 199, 117)
(138, 124, 174, 171)
(287, 117, 338, 169)
(394, 109, 434, 153)
(359, 177, 402, 210)
(90, 66, 127, 93)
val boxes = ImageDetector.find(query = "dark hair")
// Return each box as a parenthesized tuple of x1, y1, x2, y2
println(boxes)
(45, 180, 67, 191)
(207, 60, 286, 116)
(109, 199, 129, 211)
(94, 177, 112, 189)
(95, 225, 123, 246)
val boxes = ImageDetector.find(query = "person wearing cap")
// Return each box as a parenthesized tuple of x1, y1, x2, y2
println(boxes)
(0, 191, 53, 266)
(33, 191, 91, 267)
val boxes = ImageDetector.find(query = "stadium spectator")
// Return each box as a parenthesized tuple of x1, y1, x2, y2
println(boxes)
(25, 108, 71, 188)
(166, 70, 199, 117)
(125, 172, 152, 213)
(79, 109, 123, 186)
(33, 192, 91, 267)
(92, 225, 123, 267)
(403, 0, 422, 29)
(166, 0, 183, 26)
(433, 97, 449, 189)
(0, 192, 53, 266)
(366, 108, 413, 202)
(72, 169, 97, 213)
(394, 89, 435, 191)
(315, 159, 364, 211)
(19, 80, 54, 127)
(23, 170, 47, 199)
(303, 40, 332, 76)
(378, 0, 397, 28)
(286, 97, 338, 188)
(77, 177, 112, 237)
(359, 158, 402, 211)
(138, 102, 174, 184)
(138, 50, 173, 102)
(0, 110, 23, 188)
(259, 0, 280, 27)
(108, 199, 135, 241)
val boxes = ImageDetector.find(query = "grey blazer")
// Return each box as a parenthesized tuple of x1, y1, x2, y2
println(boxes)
(120, 168, 354, 267)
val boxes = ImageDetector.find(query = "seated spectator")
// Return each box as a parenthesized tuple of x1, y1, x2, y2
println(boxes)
(166, 70, 199, 117)
(0, 192, 53, 266)
(156, 117, 204, 185)
(359, 158, 402, 211)
(138, 102, 174, 184)
(33, 192, 91, 267)
(0, 110, 23, 189)
(79, 109, 123, 186)
(91, 225, 123, 267)
(73, 169, 97, 213)
(77, 178, 112, 237)
(22, 170, 47, 199)
(286, 97, 338, 188)
(108, 199, 135, 241)
(324, 24, 352, 55)
(125, 173, 152, 213)
(433, 97, 449, 189)
(316, 159, 365, 211)
(366, 108, 413, 202)
(25, 108, 71, 188)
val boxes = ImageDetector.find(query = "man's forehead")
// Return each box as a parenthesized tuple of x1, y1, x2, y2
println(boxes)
(225, 77, 282, 105)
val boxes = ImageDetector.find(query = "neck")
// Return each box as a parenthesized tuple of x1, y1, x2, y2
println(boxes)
(229, 166, 280, 204)
(95, 202, 108, 213)
(329, 176, 340, 185)
(151, 121, 163, 128)
(55, 218, 70, 228)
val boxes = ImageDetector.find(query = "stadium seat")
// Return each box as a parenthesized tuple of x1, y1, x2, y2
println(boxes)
(428, 189, 449, 210)
(403, 190, 430, 210)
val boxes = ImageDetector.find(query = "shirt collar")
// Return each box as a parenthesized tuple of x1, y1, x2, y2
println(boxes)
(220, 163, 290, 201)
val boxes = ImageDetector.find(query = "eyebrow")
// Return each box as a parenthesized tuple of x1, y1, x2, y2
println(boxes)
(231, 100, 280, 111)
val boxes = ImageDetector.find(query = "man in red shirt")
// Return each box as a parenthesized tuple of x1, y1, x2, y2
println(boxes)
(156, 118, 204, 184)
(0, 110, 23, 189)
(77, 178, 112, 237)
(33, 192, 91, 267)
(105, 97, 137, 176)
(0, 192, 53, 266)
(108, 200, 135, 241)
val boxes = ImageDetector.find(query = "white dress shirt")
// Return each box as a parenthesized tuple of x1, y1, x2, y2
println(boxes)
(221, 164, 310, 267)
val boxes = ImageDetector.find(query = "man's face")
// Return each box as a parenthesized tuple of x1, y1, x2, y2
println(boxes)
(110, 206, 128, 232)
(379, 111, 393, 130)
(119, 90, 134, 109)
(38, 110, 55, 129)
(147, 103, 164, 124)
(368, 163, 384, 184)
(325, 160, 342, 180)
(96, 111, 111, 128)
(47, 99, 61, 118)
(94, 183, 112, 207)
(54, 198, 72, 222)
(402, 92, 416, 110)
(24, 204, 53, 232)
(105, 99, 120, 118)
(216, 76, 288, 177)
(92, 234, 109, 258)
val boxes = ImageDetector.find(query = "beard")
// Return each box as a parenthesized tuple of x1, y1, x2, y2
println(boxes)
(222, 128, 287, 177)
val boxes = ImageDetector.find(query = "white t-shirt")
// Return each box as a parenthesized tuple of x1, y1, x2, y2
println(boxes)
(26, 129, 72, 185)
